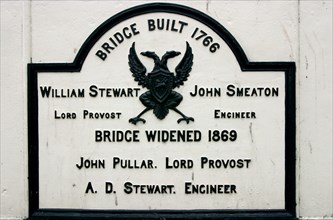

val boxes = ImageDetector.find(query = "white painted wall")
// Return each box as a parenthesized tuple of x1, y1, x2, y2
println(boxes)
(0, 1, 331, 219)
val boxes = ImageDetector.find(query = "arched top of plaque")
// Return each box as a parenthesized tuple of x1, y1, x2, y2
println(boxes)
(29, 3, 295, 73)
(76, 2, 247, 70)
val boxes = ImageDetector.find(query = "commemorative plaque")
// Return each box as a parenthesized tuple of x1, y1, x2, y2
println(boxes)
(28, 3, 296, 219)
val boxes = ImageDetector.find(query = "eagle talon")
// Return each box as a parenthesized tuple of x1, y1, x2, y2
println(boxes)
(177, 116, 194, 124)
(129, 117, 146, 125)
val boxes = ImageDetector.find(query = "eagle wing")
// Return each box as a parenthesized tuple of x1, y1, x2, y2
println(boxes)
(128, 42, 147, 88)
(174, 42, 194, 88)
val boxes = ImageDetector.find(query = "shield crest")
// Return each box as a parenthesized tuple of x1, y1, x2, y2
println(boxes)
(149, 69, 173, 103)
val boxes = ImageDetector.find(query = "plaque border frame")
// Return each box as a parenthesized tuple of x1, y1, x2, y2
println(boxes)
(27, 3, 296, 219)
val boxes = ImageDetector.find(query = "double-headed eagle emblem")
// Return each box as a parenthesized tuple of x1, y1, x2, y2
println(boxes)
(128, 42, 194, 125)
